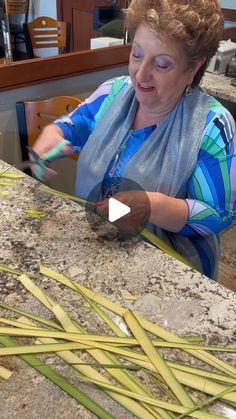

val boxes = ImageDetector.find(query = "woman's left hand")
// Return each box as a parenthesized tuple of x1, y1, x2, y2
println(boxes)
(96, 190, 151, 232)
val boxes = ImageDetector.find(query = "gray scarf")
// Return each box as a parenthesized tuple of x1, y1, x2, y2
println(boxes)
(75, 82, 218, 277)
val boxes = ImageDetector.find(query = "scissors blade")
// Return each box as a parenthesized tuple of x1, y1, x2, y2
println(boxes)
(16, 148, 48, 174)
(16, 160, 34, 170)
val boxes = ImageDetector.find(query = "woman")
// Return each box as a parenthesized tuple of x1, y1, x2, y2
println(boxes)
(32, 0, 236, 280)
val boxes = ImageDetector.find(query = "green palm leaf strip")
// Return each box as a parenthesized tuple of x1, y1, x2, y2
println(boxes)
(18, 317, 160, 418)
(71, 374, 225, 419)
(68, 279, 236, 409)
(167, 362, 236, 386)
(76, 289, 175, 418)
(123, 309, 194, 408)
(1, 326, 234, 353)
(0, 265, 39, 278)
(24, 209, 47, 218)
(136, 226, 193, 268)
(0, 181, 15, 186)
(14, 274, 164, 419)
(178, 384, 236, 418)
(52, 303, 167, 419)
(0, 335, 114, 419)
(0, 328, 235, 405)
(0, 167, 20, 186)
(0, 167, 24, 179)
(0, 302, 63, 330)
(40, 266, 236, 379)
(1, 266, 235, 416)
(0, 173, 24, 179)
(0, 364, 12, 379)
(39, 185, 95, 207)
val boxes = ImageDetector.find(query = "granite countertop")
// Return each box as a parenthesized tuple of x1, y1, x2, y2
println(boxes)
(201, 72, 236, 103)
(0, 160, 235, 419)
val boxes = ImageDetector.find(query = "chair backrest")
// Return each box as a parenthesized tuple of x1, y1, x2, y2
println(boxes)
(5, 0, 29, 20)
(16, 96, 82, 163)
(23, 16, 71, 58)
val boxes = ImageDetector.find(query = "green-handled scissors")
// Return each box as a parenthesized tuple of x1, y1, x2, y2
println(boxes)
(19, 140, 78, 181)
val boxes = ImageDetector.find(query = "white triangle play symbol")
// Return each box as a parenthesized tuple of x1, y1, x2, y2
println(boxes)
(108, 197, 131, 222)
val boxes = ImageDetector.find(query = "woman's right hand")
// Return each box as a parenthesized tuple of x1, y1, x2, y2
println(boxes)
(31, 124, 67, 180)
(32, 124, 65, 157)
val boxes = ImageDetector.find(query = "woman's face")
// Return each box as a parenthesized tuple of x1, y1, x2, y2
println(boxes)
(129, 24, 200, 114)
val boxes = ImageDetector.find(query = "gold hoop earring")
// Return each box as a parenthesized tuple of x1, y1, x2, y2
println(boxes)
(185, 85, 192, 96)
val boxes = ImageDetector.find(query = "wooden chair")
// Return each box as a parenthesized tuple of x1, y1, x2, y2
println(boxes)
(23, 16, 71, 59)
(5, 0, 29, 59)
(16, 96, 82, 171)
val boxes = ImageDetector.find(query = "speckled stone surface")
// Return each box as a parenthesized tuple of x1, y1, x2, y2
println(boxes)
(201, 72, 236, 103)
(0, 160, 235, 419)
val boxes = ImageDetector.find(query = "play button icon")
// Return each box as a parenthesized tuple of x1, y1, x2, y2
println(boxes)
(85, 177, 151, 240)
(108, 197, 131, 222)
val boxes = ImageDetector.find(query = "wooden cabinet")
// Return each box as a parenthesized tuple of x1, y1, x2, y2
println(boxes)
(57, 0, 116, 51)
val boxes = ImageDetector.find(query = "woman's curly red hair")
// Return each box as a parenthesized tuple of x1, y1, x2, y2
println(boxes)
(125, 0, 223, 86)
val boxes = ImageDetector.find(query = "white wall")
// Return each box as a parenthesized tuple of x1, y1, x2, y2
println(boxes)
(220, 0, 236, 9)
(33, 0, 57, 18)
(32, 0, 58, 57)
